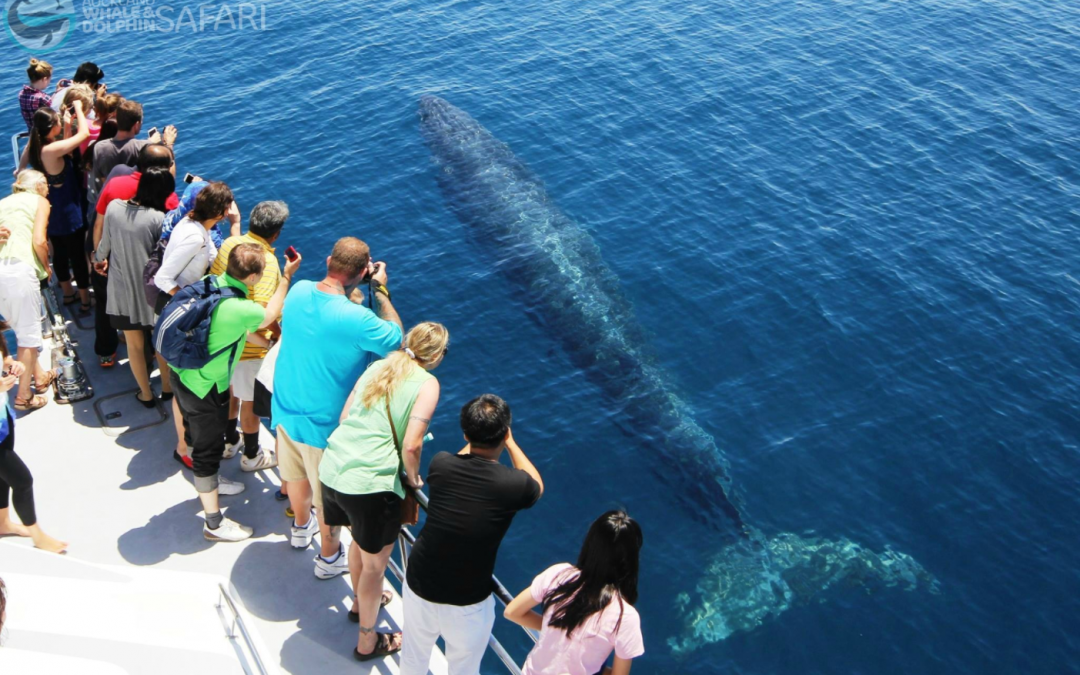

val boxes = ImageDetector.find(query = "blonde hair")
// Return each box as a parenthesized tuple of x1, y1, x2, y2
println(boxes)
(12, 169, 46, 195)
(93, 92, 122, 121)
(64, 84, 94, 116)
(360, 322, 449, 409)
(26, 59, 51, 82)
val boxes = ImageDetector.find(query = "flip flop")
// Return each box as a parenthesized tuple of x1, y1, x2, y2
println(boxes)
(353, 631, 402, 661)
(348, 591, 393, 622)
(13, 394, 48, 411)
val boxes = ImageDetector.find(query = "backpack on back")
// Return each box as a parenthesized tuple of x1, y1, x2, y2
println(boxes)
(153, 277, 247, 371)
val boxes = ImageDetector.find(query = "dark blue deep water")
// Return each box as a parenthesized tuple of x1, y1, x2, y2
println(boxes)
(5, 0, 1080, 672)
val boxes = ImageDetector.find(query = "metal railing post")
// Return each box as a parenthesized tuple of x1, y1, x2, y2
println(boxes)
(217, 583, 269, 675)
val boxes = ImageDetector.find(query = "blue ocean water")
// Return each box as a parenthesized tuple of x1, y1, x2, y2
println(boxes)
(5, 0, 1080, 672)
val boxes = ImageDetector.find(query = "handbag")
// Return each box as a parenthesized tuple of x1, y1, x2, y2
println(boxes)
(385, 398, 420, 526)
(142, 238, 167, 308)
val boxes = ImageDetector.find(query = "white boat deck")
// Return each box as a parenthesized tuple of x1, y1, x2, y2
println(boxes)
(0, 298, 449, 675)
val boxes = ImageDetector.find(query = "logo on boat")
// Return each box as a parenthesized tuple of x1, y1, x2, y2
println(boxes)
(4, 0, 75, 53)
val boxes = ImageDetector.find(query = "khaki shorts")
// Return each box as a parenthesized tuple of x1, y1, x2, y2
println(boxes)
(276, 425, 324, 510)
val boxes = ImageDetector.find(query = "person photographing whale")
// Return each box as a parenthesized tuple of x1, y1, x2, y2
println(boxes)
(272, 237, 403, 579)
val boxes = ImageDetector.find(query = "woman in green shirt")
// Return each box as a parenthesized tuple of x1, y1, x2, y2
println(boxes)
(320, 321, 449, 662)
(0, 170, 56, 411)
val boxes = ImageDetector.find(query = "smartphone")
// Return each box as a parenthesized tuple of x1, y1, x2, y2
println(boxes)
(285, 246, 298, 262)
(146, 126, 158, 138)
(183, 173, 195, 184)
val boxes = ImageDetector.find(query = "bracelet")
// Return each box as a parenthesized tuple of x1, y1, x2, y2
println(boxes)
(371, 283, 391, 302)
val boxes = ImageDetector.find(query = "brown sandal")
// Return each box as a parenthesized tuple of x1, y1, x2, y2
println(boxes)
(14, 394, 48, 411)
(34, 369, 59, 392)
(353, 631, 402, 661)
(347, 591, 393, 622)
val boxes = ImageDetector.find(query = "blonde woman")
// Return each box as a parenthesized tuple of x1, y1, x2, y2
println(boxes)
(0, 170, 55, 411)
(319, 322, 449, 661)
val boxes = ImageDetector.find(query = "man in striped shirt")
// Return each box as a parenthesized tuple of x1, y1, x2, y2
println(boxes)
(208, 201, 289, 472)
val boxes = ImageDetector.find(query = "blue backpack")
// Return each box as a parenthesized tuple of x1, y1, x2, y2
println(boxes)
(153, 277, 247, 370)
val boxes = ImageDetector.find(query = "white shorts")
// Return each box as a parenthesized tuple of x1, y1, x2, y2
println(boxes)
(230, 358, 264, 402)
(0, 259, 44, 350)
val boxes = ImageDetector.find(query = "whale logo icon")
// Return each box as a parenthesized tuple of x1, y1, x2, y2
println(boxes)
(4, 0, 75, 53)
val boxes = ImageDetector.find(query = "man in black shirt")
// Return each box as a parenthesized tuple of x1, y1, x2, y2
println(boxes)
(401, 394, 543, 675)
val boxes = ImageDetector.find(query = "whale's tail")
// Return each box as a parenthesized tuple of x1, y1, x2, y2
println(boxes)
(668, 532, 938, 655)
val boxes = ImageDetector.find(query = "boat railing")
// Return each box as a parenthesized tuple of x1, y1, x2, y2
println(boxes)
(12, 131, 28, 170)
(385, 480, 538, 675)
(217, 582, 271, 675)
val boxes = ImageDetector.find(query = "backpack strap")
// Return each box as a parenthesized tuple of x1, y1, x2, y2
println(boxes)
(204, 280, 252, 361)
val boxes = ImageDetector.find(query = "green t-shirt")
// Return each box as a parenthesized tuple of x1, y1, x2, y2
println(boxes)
(319, 362, 434, 498)
(174, 274, 266, 398)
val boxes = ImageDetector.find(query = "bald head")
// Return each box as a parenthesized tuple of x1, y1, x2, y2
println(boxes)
(137, 143, 174, 173)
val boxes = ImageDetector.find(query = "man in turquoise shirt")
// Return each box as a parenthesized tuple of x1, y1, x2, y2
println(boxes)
(171, 242, 301, 542)
(272, 237, 403, 577)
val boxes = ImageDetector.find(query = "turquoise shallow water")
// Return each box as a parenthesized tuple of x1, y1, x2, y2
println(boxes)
(4, 0, 1080, 672)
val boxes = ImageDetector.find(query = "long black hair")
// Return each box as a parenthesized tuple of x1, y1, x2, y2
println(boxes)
(27, 107, 60, 173)
(542, 510, 642, 638)
(131, 166, 175, 213)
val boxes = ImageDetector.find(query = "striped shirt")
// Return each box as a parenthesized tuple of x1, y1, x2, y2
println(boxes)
(209, 232, 279, 361)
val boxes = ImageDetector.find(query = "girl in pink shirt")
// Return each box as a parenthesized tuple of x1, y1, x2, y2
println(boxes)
(505, 511, 645, 675)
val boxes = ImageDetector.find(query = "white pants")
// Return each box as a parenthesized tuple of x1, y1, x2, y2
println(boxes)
(400, 582, 495, 675)
(0, 259, 43, 349)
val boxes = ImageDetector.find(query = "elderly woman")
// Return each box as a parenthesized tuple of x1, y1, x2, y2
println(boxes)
(0, 170, 56, 411)
(94, 166, 175, 407)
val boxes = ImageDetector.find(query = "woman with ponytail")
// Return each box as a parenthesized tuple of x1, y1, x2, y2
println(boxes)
(505, 511, 646, 675)
(319, 322, 448, 661)
(27, 101, 91, 312)
(18, 58, 53, 130)
(0, 322, 67, 553)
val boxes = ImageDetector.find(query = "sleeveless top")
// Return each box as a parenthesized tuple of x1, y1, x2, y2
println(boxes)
(45, 156, 84, 237)
(0, 192, 48, 279)
(320, 362, 435, 498)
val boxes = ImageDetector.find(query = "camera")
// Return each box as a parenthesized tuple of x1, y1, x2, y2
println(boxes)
(362, 261, 382, 284)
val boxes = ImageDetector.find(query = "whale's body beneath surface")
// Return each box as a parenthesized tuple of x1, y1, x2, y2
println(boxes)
(418, 95, 937, 652)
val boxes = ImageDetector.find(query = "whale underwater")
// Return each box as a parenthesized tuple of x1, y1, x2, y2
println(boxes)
(418, 95, 938, 653)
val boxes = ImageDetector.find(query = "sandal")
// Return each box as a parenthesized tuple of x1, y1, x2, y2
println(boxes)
(79, 301, 92, 314)
(14, 394, 48, 411)
(34, 369, 59, 392)
(353, 631, 402, 661)
(348, 591, 393, 622)
(62, 293, 77, 305)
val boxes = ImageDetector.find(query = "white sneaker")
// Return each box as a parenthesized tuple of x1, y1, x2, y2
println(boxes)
(290, 510, 317, 549)
(222, 439, 241, 459)
(203, 516, 253, 542)
(217, 475, 246, 496)
(314, 544, 348, 580)
(240, 449, 278, 472)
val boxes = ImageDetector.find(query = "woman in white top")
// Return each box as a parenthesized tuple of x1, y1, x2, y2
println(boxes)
(153, 181, 239, 469)
(154, 181, 239, 309)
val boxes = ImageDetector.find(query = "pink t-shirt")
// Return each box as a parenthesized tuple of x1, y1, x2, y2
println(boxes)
(521, 563, 644, 675)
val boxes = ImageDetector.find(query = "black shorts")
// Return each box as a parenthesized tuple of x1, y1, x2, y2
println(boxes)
(321, 484, 401, 554)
